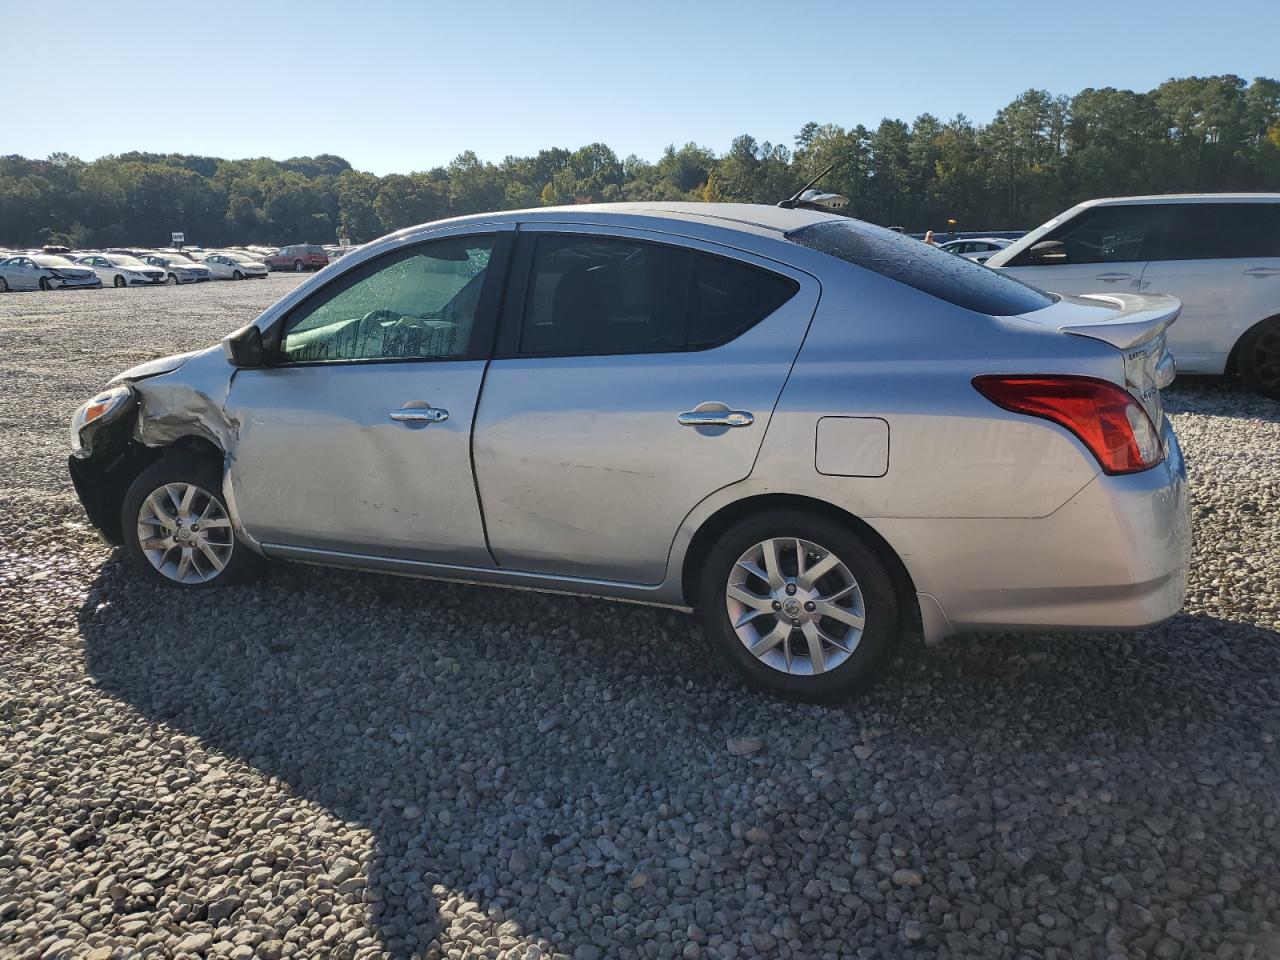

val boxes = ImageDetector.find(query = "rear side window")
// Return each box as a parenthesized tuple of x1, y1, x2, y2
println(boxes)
(1154, 203, 1280, 260)
(518, 235, 799, 356)
(787, 219, 1053, 315)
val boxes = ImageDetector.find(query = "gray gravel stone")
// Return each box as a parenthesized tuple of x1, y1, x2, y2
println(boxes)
(2, 280, 1280, 960)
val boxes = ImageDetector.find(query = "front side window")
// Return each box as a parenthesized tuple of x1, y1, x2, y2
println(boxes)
(281, 235, 494, 363)
(1035, 204, 1168, 265)
(518, 235, 798, 356)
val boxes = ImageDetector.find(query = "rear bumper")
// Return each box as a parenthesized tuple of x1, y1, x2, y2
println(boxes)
(878, 420, 1190, 643)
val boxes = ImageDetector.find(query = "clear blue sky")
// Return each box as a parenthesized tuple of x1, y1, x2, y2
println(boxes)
(2, 0, 1275, 175)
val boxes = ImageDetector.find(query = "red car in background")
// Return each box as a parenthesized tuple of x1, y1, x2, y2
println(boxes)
(265, 244, 329, 272)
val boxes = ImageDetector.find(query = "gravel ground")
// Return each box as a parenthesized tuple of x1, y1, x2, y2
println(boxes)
(1, 278, 1279, 960)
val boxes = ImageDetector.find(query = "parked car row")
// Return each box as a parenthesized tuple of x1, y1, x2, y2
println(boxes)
(0, 241, 366, 291)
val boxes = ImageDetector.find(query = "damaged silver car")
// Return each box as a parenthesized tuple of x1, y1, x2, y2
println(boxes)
(69, 203, 1191, 701)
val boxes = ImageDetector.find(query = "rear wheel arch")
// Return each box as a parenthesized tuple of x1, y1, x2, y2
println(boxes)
(679, 493, 921, 639)
(1227, 312, 1280, 375)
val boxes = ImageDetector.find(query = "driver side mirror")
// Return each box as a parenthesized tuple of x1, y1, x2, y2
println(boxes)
(1028, 240, 1068, 265)
(223, 323, 267, 368)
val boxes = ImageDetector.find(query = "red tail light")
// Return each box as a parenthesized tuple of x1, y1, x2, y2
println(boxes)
(973, 375, 1164, 475)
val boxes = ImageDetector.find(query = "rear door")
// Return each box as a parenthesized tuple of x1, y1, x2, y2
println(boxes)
(1000, 203, 1167, 297)
(472, 224, 819, 584)
(1138, 202, 1280, 373)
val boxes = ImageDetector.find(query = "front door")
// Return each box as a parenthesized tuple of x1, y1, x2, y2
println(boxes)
(473, 225, 819, 584)
(226, 230, 510, 565)
(999, 202, 1168, 298)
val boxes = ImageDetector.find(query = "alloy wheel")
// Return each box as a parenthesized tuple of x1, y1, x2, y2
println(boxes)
(725, 537, 866, 676)
(135, 481, 235, 584)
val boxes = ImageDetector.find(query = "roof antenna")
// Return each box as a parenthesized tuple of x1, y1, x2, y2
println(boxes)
(777, 162, 848, 211)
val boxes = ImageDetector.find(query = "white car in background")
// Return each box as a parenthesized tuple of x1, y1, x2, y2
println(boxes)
(938, 237, 1011, 264)
(74, 253, 167, 288)
(201, 252, 269, 280)
(986, 194, 1280, 398)
(0, 254, 102, 291)
(139, 253, 214, 284)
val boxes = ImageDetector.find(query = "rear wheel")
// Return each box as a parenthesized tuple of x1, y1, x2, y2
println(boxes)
(1239, 317, 1280, 400)
(293, 259, 304, 272)
(698, 510, 901, 702)
(121, 456, 262, 589)
(39, 277, 51, 291)
(0, 277, 8, 292)
(113, 275, 125, 288)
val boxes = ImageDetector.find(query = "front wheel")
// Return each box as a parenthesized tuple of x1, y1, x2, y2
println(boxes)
(293, 260, 304, 272)
(168, 272, 179, 285)
(121, 456, 263, 588)
(113, 275, 125, 288)
(1239, 317, 1280, 400)
(0, 277, 9, 292)
(232, 270, 244, 281)
(699, 510, 901, 702)
(39, 277, 51, 291)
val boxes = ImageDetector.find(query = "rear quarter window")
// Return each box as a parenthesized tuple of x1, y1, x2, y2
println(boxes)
(787, 219, 1055, 315)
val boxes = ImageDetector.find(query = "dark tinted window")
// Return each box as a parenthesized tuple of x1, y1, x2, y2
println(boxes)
(687, 253, 799, 348)
(1036, 204, 1168, 265)
(787, 219, 1054, 315)
(519, 235, 798, 355)
(1154, 203, 1280, 260)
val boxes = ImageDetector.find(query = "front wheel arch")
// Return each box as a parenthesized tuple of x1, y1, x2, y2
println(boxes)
(73, 434, 225, 544)
(679, 493, 921, 641)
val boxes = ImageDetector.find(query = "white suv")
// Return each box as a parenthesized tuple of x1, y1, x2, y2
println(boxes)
(986, 194, 1280, 398)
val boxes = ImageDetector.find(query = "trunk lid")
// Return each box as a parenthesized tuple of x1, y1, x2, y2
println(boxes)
(1017, 291, 1180, 427)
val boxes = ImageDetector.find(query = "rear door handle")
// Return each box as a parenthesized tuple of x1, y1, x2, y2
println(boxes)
(1244, 267, 1280, 277)
(390, 405, 449, 423)
(678, 410, 754, 428)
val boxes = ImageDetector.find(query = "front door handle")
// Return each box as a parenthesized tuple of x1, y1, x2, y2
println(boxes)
(1095, 272, 1132, 282)
(678, 410, 754, 428)
(390, 405, 449, 423)
(1244, 267, 1280, 278)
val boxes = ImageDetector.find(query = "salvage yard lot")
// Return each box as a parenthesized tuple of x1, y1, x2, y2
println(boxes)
(1, 278, 1279, 959)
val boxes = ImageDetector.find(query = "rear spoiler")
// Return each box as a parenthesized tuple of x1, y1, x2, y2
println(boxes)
(1062, 292, 1180, 390)
(1058, 292, 1180, 351)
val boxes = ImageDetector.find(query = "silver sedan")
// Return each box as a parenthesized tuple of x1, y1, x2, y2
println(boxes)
(66, 204, 1190, 701)
(0, 254, 102, 291)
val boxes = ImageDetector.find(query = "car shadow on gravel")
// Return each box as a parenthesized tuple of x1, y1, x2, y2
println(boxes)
(79, 551, 1280, 958)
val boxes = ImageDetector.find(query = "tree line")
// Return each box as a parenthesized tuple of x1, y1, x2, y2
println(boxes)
(2, 74, 1278, 250)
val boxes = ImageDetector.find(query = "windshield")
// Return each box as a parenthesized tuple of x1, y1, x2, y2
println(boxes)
(108, 255, 146, 267)
(34, 255, 75, 267)
(786, 219, 1055, 315)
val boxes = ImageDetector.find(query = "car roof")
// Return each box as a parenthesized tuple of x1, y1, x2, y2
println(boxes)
(1077, 193, 1280, 208)
(389, 202, 843, 242)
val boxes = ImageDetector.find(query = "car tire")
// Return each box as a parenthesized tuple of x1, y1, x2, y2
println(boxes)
(1238, 317, 1280, 400)
(293, 260, 304, 272)
(168, 273, 179, 285)
(233, 270, 244, 281)
(698, 509, 901, 702)
(39, 277, 51, 291)
(120, 455, 263, 589)
(113, 275, 125, 288)
(0, 277, 8, 292)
